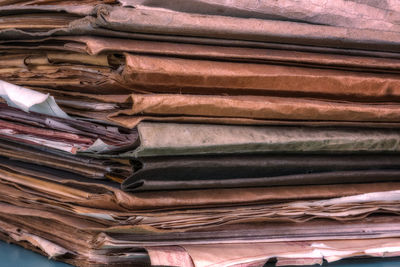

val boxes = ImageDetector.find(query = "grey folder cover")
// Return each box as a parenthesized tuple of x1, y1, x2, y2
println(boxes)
(119, 122, 400, 158)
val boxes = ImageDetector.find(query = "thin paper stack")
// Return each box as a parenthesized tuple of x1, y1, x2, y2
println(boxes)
(1, 1, 400, 266)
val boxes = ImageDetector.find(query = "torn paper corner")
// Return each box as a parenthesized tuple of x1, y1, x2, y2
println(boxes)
(83, 138, 113, 154)
(0, 80, 70, 119)
(10, 232, 71, 258)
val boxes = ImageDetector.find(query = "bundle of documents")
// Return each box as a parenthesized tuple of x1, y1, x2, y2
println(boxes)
(1, 1, 400, 266)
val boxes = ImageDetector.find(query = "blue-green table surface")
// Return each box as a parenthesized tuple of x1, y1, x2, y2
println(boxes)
(1, 241, 400, 267)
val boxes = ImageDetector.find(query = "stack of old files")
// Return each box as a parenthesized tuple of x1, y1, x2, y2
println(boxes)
(2, 1, 400, 266)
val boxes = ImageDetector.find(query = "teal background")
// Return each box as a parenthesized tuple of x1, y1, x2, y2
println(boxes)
(0, 241, 72, 267)
(1, 241, 400, 267)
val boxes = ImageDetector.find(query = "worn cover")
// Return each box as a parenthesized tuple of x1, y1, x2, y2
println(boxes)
(123, 154, 400, 191)
(121, 122, 400, 157)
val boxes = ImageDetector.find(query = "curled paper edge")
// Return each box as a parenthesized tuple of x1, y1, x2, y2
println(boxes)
(0, 80, 70, 119)
(0, 80, 120, 154)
